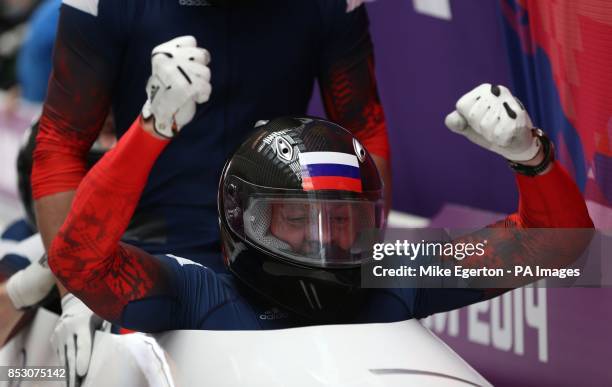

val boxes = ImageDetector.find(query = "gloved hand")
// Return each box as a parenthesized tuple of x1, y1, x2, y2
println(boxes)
(51, 294, 103, 387)
(444, 83, 540, 162)
(6, 254, 55, 309)
(141, 35, 211, 138)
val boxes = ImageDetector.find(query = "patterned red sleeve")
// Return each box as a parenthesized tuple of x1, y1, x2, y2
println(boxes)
(413, 162, 594, 317)
(318, 4, 390, 161)
(456, 162, 593, 294)
(47, 118, 171, 322)
(32, 6, 118, 199)
(320, 53, 390, 161)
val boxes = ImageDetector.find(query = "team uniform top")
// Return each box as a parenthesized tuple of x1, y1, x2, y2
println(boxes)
(33, 0, 390, 264)
(119, 252, 490, 331)
(48, 119, 593, 332)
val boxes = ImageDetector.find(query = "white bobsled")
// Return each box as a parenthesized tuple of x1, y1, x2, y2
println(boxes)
(1, 309, 491, 387)
(157, 320, 491, 387)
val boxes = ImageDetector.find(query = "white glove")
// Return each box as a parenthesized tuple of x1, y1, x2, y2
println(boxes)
(141, 35, 212, 138)
(6, 254, 55, 309)
(444, 83, 540, 161)
(4, 234, 52, 309)
(51, 294, 103, 387)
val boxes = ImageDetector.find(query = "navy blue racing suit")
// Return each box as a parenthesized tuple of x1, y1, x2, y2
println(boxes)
(33, 0, 390, 269)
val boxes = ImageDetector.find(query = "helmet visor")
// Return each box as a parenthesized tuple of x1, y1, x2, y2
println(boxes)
(241, 197, 383, 268)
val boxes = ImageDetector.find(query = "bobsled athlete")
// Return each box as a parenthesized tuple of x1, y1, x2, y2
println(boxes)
(43, 34, 592, 336)
(32, 0, 391, 266)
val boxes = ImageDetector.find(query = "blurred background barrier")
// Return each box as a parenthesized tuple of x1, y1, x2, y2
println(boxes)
(0, 92, 39, 230)
(0, 0, 47, 228)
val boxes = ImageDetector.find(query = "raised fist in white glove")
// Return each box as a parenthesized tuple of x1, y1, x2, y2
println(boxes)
(142, 35, 211, 138)
(51, 294, 103, 387)
(445, 83, 540, 162)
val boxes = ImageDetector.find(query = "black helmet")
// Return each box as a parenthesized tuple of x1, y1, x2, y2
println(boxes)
(16, 119, 112, 229)
(219, 117, 386, 322)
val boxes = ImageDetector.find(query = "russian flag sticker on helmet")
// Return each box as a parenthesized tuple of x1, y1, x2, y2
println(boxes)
(298, 152, 362, 192)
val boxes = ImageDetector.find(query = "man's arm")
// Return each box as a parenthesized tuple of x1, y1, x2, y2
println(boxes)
(48, 36, 212, 328)
(0, 234, 45, 347)
(446, 84, 593, 267)
(413, 158, 593, 318)
(0, 283, 25, 346)
(318, 1, 392, 211)
(47, 117, 172, 323)
(33, 3, 122, 251)
(412, 84, 593, 318)
(35, 193, 75, 252)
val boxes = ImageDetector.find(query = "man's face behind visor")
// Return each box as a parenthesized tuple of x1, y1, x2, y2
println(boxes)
(271, 202, 365, 253)
(244, 199, 379, 267)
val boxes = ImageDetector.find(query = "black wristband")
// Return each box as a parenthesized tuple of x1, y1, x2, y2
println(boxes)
(507, 129, 555, 177)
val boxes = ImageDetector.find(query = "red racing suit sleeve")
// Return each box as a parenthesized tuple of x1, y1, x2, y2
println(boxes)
(32, 3, 123, 199)
(412, 162, 594, 318)
(47, 118, 171, 322)
(462, 163, 594, 269)
(318, 2, 390, 161)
